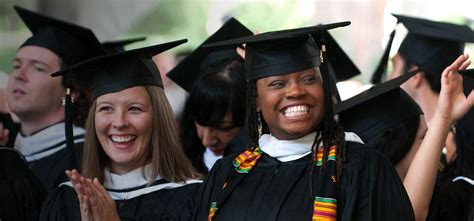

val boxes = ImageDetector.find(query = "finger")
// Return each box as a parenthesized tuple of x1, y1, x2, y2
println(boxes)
(68, 172, 81, 186)
(87, 180, 105, 220)
(444, 56, 466, 81)
(85, 193, 101, 221)
(93, 178, 108, 197)
(459, 59, 471, 70)
(80, 195, 91, 221)
(74, 183, 85, 204)
(65, 170, 72, 179)
(449, 54, 469, 73)
(236, 47, 245, 59)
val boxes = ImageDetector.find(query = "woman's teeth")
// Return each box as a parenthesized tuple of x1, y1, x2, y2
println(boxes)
(283, 105, 309, 117)
(110, 135, 136, 143)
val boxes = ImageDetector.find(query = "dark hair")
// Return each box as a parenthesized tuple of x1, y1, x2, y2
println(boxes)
(180, 59, 247, 173)
(368, 115, 420, 165)
(59, 62, 92, 128)
(246, 66, 347, 185)
(401, 54, 441, 93)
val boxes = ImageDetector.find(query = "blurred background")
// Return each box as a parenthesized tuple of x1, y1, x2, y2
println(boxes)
(1, 0, 474, 84)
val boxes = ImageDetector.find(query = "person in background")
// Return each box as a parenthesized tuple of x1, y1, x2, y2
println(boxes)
(167, 18, 252, 174)
(386, 14, 474, 220)
(40, 40, 201, 221)
(2, 5, 105, 192)
(153, 52, 188, 123)
(337, 53, 472, 220)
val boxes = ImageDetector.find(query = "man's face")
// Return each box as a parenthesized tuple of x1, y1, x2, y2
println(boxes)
(7, 46, 64, 121)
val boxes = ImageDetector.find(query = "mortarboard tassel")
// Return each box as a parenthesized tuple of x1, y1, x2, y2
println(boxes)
(64, 87, 77, 168)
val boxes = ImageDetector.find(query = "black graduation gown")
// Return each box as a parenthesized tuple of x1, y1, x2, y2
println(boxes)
(427, 175, 474, 221)
(40, 182, 201, 221)
(193, 141, 414, 221)
(28, 142, 84, 192)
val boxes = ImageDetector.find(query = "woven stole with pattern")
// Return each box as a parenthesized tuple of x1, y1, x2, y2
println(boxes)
(207, 145, 337, 221)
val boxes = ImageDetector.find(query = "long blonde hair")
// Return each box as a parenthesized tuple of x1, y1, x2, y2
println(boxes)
(82, 86, 200, 183)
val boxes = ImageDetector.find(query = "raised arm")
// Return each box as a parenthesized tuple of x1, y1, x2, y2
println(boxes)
(403, 54, 473, 220)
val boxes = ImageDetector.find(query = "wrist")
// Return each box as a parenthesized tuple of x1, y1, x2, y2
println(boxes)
(431, 113, 455, 127)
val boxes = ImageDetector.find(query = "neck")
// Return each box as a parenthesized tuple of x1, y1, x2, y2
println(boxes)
(19, 113, 65, 136)
(413, 88, 438, 126)
(209, 148, 224, 156)
(110, 156, 148, 175)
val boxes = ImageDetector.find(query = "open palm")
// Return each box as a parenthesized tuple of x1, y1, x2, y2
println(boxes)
(437, 54, 474, 123)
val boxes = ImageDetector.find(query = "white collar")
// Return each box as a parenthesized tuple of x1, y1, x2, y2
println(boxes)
(203, 147, 223, 171)
(14, 122, 85, 162)
(103, 164, 155, 190)
(259, 132, 364, 162)
(60, 164, 202, 200)
(453, 176, 474, 185)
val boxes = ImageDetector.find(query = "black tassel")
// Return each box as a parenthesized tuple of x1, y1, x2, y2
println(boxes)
(317, 36, 336, 133)
(64, 88, 77, 168)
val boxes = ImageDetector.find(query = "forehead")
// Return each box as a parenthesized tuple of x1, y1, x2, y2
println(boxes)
(96, 86, 151, 103)
(15, 45, 61, 65)
(257, 68, 319, 82)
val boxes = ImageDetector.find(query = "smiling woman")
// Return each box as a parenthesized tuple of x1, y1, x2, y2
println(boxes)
(39, 40, 202, 221)
(256, 68, 325, 140)
(92, 87, 154, 176)
(193, 22, 416, 221)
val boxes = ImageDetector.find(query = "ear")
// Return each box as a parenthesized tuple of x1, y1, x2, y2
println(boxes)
(71, 90, 80, 101)
(255, 95, 261, 112)
(409, 72, 424, 89)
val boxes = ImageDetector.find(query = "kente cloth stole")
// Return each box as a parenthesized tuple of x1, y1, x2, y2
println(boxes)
(208, 145, 337, 221)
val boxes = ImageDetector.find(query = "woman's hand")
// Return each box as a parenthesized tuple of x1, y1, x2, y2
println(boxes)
(435, 54, 474, 124)
(66, 170, 93, 221)
(84, 178, 121, 221)
(66, 170, 121, 221)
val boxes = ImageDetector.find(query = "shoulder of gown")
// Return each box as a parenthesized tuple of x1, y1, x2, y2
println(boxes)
(30, 142, 84, 193)
(39, 185, 80, 221)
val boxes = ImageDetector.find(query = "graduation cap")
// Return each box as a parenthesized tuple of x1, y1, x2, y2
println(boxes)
(322, 30, 361, 102)
(395, 14, 474, 79)
(205, 21, 351, 134)
(0, 148, 47, 221)
(324, 30, 360, 82)
(370, 29, 396, 84)
(167, 17, 252, 92)
(335, 69, 422, 147)
(204, 21, 351, 81)
(52, 39, 187, 100)
(102, 37, 147, 53)
(14, 5, 105, 67)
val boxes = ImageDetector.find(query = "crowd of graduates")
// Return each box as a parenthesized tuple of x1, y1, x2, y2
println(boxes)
(1, 4, 473, 221)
